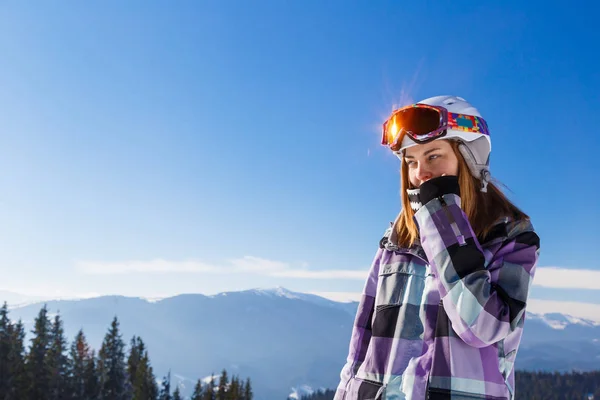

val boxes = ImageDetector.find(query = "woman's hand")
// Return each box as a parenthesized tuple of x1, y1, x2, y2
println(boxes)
(418, 175, 460, 205)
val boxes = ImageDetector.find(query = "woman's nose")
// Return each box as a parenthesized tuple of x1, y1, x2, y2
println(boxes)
(416, 164, 433, 182)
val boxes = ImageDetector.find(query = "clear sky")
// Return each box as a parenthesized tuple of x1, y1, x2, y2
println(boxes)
(1, 1, 599, 320)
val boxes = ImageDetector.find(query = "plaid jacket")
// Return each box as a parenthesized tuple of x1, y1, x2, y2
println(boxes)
(334, 193, 540, 400)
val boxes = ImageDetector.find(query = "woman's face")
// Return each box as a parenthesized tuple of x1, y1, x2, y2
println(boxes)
(404, 139, 459, 188)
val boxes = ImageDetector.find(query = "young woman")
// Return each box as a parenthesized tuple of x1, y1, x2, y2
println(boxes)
(334, 96, 540, 400)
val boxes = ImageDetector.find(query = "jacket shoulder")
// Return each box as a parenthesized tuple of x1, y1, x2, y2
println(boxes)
(482, 216, 538, 247)
(506, 218, 535, 238)
(379, 221, 395, 250)
(506, 218, 540, 248)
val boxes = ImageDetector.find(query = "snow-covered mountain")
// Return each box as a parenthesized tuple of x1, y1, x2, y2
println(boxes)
(527, 312, 600, 330)
(3, 288, 599, 399)
(513, 312, 600, 372)
(0, 290, 53, 307)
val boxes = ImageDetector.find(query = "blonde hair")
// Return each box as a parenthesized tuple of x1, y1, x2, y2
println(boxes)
(395, 140, 529, 248)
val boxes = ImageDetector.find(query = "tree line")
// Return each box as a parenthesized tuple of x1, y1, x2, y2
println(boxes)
(0, 302, 253, 400)
(297, 371, 600, 400)
(515, 370, 600, 399)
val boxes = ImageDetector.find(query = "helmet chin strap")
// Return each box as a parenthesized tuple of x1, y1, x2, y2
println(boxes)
(457, 142, 491, 193)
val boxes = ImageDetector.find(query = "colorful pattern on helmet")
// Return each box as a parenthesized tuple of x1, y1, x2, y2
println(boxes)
(448, 113, 490, 136)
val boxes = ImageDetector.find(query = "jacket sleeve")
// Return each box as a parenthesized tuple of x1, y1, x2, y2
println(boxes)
(333, 247, 382, 400)
(413, 193, 540, 348)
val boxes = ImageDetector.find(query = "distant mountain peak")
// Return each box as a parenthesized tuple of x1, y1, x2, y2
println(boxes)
(206, 286, 302, 300)
(213, 286, 298, 299)
(252, 286, 301, 299)
(527, 311, 600, 329)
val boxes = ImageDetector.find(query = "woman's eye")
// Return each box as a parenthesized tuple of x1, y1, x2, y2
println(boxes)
(428, 154, 440, 161)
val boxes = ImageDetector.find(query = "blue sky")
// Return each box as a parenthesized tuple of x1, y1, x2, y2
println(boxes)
(1, 1, 599, 319)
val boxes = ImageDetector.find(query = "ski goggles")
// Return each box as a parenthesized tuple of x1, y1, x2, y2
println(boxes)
(381, 103, 490, 151)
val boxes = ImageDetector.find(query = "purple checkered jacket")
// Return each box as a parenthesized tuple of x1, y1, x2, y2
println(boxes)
(334, 193, 540, 400)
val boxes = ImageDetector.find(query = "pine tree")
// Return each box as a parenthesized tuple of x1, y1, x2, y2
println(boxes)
(172, 386, 183, 400)
(217, 369, 228, 400)
(202, 374, 216, 400)
(191, 379, 203, 400)
(97, 316, 130, 400)
(244, 377, 252, 400)
(0, 302, 12, 398)
(69, 329, 86, 399)
(227, 376, 239, 400)
(239, 380, 246, 400)
(1, 305, 27, 400)
(25, 304, 52, 400)
(47, 313, 70, 400)
(70, 329, 97, 400)
(158, 370, 172, 400)
(127, 335, 145, 389)
(132, 350, 158, 400)
(5, 319, 27, 400)
(83, 349, 100, 400)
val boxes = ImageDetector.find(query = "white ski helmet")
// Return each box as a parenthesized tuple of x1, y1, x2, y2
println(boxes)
(397, 95, 492, 192)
